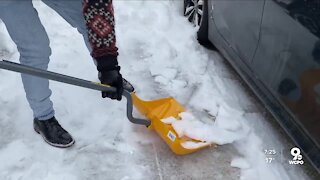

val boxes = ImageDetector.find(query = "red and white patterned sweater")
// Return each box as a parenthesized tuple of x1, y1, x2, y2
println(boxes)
(83, 0, 118, 59)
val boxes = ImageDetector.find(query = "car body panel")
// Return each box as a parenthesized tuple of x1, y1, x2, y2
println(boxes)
(206, 0, 320, 171)
(211, 0, 264, 64)
(254, 0, 320, 150)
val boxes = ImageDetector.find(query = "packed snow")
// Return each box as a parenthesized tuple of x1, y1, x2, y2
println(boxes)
(162, 106, 247, 147)
(0, 0, 312, 180)
(161, 108, 244, 150)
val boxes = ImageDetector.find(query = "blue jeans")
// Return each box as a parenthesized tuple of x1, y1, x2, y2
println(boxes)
(0, 0, 91, 120)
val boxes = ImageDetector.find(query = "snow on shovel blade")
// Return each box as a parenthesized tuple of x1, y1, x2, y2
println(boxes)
(131, 93, 212, 155)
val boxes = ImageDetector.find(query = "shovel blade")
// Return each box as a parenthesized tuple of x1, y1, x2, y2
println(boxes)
(131, 93, 211, 155)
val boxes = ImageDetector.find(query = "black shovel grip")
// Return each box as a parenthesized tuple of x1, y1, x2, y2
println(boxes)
(0, 60, 151, 127)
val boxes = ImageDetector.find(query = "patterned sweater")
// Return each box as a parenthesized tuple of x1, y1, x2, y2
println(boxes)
(83, 0, 118, 59)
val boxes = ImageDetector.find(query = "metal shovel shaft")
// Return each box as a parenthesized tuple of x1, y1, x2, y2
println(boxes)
(0, 60, 151, 126)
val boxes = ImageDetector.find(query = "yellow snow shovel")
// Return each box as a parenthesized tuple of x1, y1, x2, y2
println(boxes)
(132, 94, 211, 154)
(0, 60, 211, 155)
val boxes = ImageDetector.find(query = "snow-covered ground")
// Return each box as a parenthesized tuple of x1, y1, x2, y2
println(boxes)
(0, 1, 314, 179)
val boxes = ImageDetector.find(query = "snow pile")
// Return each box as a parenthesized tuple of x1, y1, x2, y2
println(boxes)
(161, 104, 248, 149)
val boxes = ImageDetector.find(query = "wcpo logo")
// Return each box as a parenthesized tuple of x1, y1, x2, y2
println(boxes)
(288, 147, 304, 165)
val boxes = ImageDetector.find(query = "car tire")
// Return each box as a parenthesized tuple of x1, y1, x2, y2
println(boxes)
(183, 0, 213, 48)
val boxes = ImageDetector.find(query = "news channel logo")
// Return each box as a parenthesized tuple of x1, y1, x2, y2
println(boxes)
(288, 147, 304, 165)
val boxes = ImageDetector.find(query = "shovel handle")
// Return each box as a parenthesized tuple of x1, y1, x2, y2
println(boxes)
(0, 60, 151, 127)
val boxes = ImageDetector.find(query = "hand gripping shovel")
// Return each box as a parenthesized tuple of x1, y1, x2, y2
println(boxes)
(0, 60, 210, 154)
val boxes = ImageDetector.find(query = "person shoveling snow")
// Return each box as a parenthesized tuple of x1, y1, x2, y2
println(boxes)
(0, 0, 134, 148)
(0, 0, 228, 155)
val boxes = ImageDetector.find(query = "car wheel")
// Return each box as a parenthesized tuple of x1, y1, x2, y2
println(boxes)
(184, 0, 213, 47)
(184, 0, 204, 26)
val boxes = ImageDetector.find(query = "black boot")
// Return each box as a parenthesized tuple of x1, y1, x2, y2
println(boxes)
(34, 117, 75, 148)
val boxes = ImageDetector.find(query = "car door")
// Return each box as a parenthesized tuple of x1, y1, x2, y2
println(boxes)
(252, 0, 320, 168)
(211, 0, 265, 65)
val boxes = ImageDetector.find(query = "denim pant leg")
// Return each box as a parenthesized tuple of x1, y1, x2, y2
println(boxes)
(0, 1, 55, 120)
(42, 0, 92, 53)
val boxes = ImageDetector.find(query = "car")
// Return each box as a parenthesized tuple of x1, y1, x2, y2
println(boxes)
(183, 0, 320, 172)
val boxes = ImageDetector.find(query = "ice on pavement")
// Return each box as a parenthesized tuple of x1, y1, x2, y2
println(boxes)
(0, 0, 311, 180)
(231, 157, 251, 169)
